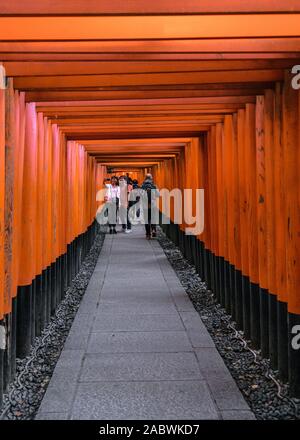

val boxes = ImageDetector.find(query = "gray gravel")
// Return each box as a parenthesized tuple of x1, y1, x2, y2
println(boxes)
(157, 228, 300, 420)
(2, 227, 299, 421)
(0, 231, 105, 420)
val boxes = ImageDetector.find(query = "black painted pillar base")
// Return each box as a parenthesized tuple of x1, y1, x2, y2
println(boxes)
(249, 281, 260, 347)
(242, 276, 251, 339)
(191, 235, 197, 267)
(16, 285, 32, 359)
(156, 219, 299, 397)
(214, 256, 220, 303)
(199, 242, 205, 280)
(11, 297, 17, 380)
(46, 266, 51, 324)
(62, 253, 68, 293)
(235, 269, 243, 329)
(3, 313, 11, 392)
(31, 278, 36, 343)
(185, 235, 192, 264)
(66, 243, 71, 287)
(206, 248, 211, 290)
(260, 287, 270, 358)
(40, 269, 48, 330)
(288, 312, 300, 397)
(34, 274, 42, 338)
(229, 264, 236, 321)
(268, 293, 278, 370)
(50, 261, 57, 316)
(209, 251, 215, 293)
(0, 221, 99, 405)
(277, 300, 288, 382)
(0, 329, 3, 407)
(219, 257, 225, 308)
(224, 260, 231, 315)
(55, 258, 60, 307)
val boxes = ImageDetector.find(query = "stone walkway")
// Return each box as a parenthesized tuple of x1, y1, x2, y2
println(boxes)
(36, 226, 255, 420)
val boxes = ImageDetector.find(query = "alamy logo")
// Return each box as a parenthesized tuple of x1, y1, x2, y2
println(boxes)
(96, 185, 205, 235)
(291, 325, 300, 350)
(0, 325, 6, 350)
(0, 65, 6, 90)
(291, 65, 300, 90)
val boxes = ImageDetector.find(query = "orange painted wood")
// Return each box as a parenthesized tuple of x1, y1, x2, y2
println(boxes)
(4, 60, 295, 77)
(213, 130, 219, 255)
(2, 0, 299, 15)
(204, 126, 218, 254)
(44, 118, 53, 267)
(178, 148, 187, 232)
(51, 124, 60, 261)
(66, 141, 73, 245)
(0, 15, 299, 40)
(215, 123, 224, 259)
(0, 87, 5, 319)
(224, 115, 235, 265)
(221, 118, 230, 263)
(1, 39, 300, 57)
(11, 91, 25, 298)
(1, 5, 300, 326)
(232, 112, 242, 271)
(19, 103, 37, 286)
(255, 95, 268, 289)
(34, 99, 260, 110)
(190, 138, 201, 234)
(13, 70, 283, 90)
(35, 112, 44, 276)
(273, 83, 287, 303)
(264, 89, 276, 296)
(39, 115, 47, 270)
(245, 103, 259, 285)
(3, 53, 299, 66)
(237, 109, 249, 277)
(23, 88, 278, 103)
(4, 79, 15, 314)
(282, 71, 300, 315)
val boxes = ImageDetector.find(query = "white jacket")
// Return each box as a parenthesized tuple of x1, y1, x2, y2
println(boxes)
(106, 185, 120, 201)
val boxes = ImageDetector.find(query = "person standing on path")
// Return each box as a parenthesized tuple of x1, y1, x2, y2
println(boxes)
(141, 173, 159, 239)
(119, 175, 134, 233)
(131, 179, 141, 220)
(104, 175, 120, 234)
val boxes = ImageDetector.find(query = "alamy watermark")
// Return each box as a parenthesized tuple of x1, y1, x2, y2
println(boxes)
(291, 325, 300, 350)
(96, 183, 204, 235)
(291, 65, 300, 90)
(0, 65, 6, 90)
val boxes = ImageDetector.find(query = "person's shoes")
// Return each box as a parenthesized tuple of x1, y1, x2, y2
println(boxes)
(146, 234, 151, 240)
(113, 228, 117, 234)
(125, 229, 132, 234)
(151, 231, 157, 238)
(109, 229, 113, 234)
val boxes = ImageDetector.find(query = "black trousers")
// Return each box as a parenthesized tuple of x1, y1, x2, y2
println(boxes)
(144, 207, 157, 236)
(108, 199, 119, 228)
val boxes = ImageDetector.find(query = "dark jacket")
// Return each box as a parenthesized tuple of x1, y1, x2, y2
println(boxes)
(141, 178, 159, 206)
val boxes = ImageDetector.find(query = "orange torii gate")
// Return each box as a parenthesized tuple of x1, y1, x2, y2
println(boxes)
(0, 1, 300, 405)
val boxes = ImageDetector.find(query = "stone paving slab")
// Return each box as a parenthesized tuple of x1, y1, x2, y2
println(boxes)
(92, 312, 185, 332)
(97, 301, 179, 315)
(70, 381, 220, 420)
(36, 226, 255, 420)
(221, 410, 256, 420)
(38, 382, 77, 414)
(35, 412, 69, 420)
(80, 352, 202, 382)
(87, 330, 193, 354)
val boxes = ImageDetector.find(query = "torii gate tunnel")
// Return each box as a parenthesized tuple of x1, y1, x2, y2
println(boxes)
(0, 1, 300, 405)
